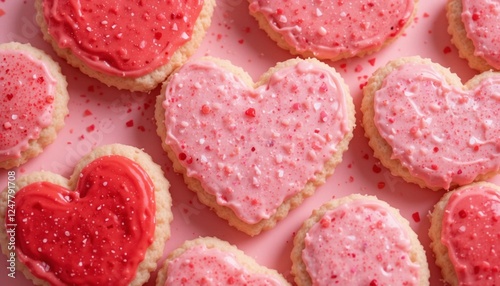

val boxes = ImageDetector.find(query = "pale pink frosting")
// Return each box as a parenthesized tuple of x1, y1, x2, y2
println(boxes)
(165, 245, 283, 285)
(162, 59, 351, 224)
(462, 0, 500, 69)
(248, 0, 414, 59)
(42, 0, 203, 77)
(302, 199, 420, 285)
(373, 63, 500, 189)
(441, 184, 500, 285)
(0, 49, 55, 161)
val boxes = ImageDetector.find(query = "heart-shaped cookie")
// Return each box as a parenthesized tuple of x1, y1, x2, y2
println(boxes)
(155, 57, 355, 235)
(361, 56, 500, 190)
(291, 195, 429, 286)
(35, 0, 215, 91)
(447, 0, 500, 71)
(0, 144, 172, 286)
(0, 42, 68, 169)
(248, 0, 417, 60)
(429, 182, 500, 286)
(156, 237, 291, 285)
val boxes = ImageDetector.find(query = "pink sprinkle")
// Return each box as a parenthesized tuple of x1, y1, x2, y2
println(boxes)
(0, 9, 5, 17)
(423, 12, 430, 18)
(354, 65, 363, 72)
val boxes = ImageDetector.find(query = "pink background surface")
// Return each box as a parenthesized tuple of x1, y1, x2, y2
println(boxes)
(0, 0, 495, 285)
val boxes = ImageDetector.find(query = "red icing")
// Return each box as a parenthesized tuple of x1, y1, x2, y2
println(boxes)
(42, 0, 203, 77)
(11, 155, 155, 285)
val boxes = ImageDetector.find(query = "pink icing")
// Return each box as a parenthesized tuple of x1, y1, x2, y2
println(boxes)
(162, 60, 351, 224)
(0, 49, 55, 161)
(165, 245, 283, 285)
(302, 199, 420, 285)
(461, 0, 500, 69)
(42, 0, 203, 77)
(441, 184, 500, 285)
(248, 0, 414, 59)
(373, 63, 500, 189)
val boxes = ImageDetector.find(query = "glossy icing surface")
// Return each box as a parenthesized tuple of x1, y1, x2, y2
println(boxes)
(165, 245, 283, 285)
(11, 156, 155, 285)
(248, 0, 415, 59)
(0, 49, 55, 161)
(462, 0, 500, 69)
(162, 59, 351, 224)
(42, 0, 203, 77)
(373, 63, 500, 189)
(441, 185, 500, 285)
(302, 200, 420, 285)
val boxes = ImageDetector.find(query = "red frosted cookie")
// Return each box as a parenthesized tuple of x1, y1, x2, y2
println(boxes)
(35, 0, 216, 92)
(248, 0, 417, 60)
(429, 182, 500, 286)
(0, 144, 172, 286)
(447, 0, 500, 71)
(0, 42, 69, 169)
(156, 237, 290, 285)
(291, 194, 429, 286)
(361, 56, 500, 190)
(155, 57, 355, 235)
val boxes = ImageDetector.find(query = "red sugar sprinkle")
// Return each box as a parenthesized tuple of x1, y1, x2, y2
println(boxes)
(458, 209, 467, 218)
(201, 104, 211, 114)
(372, 164, 382, 173)
(87, 85, 95, 92)
(423, 12, 430, 18)
(368, 58, 376, 66)
(245, 108, 256, 117)
(178, 152, 187, 161)
(238, 39, 244, 44)
(354, 65, 363, 73)
(6, 93, 13, 101)
(443, 46, 452, 54)
(472, 13, 480, 21)
(137, 126, 146, 132)
(83, 109, 92, 116)
(359, 82, 368, 90)
(126, 120, 134, 127)
(377, 182, 385, 189)
(370, 279, 378, 286)
(412, 212, 421, 223)
(0, 9, 5, 17)
(86, 124, 95, 132)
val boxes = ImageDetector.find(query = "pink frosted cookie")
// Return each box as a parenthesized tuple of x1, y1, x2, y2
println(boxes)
(361, 56, 500, 190)
(0, 42, 69, 169)
(0, 144, 172, 286)
(248, 0, 418, 60)
(155, 57, 355, 236)
(291, 194, 429, 286)
(429, 182, 500, 286)
(447, 0, 500, 71)
(156, 237, 291, 285)
(35, 0, 215, 92)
